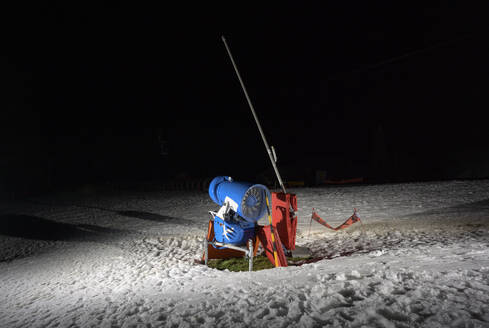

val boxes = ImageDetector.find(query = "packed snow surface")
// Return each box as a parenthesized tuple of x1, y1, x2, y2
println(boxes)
(1, 180, 489, 327)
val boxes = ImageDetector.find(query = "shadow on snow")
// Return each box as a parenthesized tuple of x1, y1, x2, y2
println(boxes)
(117, 210, 192, 225)
(0, 214, 130, 242)
(401, 198, 489, 219)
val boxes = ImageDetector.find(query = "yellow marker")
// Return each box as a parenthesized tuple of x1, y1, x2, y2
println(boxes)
(266, 196, 279, 267)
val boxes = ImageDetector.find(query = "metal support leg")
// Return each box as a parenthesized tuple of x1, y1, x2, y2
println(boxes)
(204, 238, 208, 266)
(248, 239, 253, 272)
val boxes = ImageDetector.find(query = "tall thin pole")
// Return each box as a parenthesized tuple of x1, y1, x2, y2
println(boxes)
(221, 35, 287, 194)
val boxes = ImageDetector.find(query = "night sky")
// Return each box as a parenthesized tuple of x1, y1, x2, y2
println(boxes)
(2, 2, 489, 195)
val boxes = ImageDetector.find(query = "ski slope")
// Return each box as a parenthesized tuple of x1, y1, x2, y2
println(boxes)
(1, 179, 489, 327)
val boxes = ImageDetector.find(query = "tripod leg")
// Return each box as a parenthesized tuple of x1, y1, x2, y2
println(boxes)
(204, 238, 208, 266)
(248, 239, 253, 272)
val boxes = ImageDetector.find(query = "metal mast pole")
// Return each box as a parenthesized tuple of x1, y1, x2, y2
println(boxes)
(221, 35, 287, 194)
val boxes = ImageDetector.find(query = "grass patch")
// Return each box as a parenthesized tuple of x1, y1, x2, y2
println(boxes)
(208, 255, 274, 272)
(207, 255, 312, 272)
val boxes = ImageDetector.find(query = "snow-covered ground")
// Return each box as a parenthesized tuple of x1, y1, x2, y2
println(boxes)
(1, 179, 489, 327)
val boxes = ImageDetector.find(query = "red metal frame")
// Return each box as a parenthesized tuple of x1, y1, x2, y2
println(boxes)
(271, 192, 298, 251)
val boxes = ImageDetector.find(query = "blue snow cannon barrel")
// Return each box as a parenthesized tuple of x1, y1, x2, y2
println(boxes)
(209, 176, 271, 223)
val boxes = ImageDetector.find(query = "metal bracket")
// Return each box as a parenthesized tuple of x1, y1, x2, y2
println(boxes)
(271, 146, 278, 163)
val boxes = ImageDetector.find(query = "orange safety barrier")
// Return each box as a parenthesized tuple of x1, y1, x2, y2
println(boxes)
(310, 208, 361, 231)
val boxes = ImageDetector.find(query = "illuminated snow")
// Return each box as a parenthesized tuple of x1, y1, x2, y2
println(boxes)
(1, 179, 489, 327)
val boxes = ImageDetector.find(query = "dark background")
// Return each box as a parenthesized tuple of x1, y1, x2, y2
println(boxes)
(1, 2, 489, 197)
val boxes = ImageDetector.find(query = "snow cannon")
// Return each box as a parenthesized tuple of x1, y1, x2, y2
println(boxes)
(209, 176, 271, 223)
(203, 176, 294, 270)
(207, 176, 270, 246)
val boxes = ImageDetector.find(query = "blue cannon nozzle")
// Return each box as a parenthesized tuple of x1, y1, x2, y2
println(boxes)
(208, 176, 271, 223)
